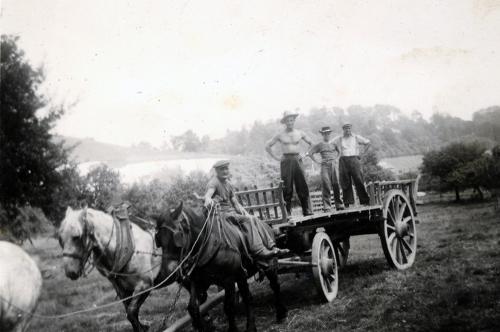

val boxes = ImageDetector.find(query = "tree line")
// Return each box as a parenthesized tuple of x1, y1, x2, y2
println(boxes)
(2, 35, 499, 241)
(172, 106, 500, 158)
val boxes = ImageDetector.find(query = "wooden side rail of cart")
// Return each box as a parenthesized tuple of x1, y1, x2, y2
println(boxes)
(234, 182, 288, 224)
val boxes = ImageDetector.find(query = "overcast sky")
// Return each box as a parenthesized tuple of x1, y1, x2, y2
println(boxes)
(2, 0, 500, 146)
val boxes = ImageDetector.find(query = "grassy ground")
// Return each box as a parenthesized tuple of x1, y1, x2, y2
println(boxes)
(26, 201, 499, 332)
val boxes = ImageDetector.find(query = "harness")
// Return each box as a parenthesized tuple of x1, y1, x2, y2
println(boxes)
(158, 206, 220, 281)
(62, 208, 141, 278)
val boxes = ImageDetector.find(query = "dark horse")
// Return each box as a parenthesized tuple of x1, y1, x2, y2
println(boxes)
(155, 202, 287, 332)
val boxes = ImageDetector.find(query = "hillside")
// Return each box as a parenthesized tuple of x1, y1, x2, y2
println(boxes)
(206, 105, 500, 158)
(54, 136, 224, 167)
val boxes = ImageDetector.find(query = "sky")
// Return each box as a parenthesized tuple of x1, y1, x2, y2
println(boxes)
(2, 0, 500, 147)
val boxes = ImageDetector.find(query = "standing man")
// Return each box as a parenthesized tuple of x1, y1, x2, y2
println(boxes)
(332, 124, 370, 207)
(306, 126, 344, 211)
(265, 111, 313, 216)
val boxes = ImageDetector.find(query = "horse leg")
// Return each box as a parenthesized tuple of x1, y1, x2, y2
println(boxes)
(236, 275, 256, 332)
(265, 270, 287, 323)
(113, 280, 150, 332)
(187, 282, 213, 332)
(126, 287, 151, 332)
(223, 280, 239, 332)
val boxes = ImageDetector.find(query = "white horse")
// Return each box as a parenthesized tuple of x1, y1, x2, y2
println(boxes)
(58, 207, 174, 332)
(0, 241, 42, 332)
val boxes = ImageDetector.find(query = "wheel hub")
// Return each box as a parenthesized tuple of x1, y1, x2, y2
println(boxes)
(395, 221, 407, 237)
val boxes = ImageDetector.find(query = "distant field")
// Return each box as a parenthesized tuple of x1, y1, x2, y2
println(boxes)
(25, 201, 499, 332)
(379, 155, 423, 174)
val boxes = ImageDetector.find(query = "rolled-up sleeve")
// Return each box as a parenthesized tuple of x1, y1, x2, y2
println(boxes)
(356, 135, 370, 145)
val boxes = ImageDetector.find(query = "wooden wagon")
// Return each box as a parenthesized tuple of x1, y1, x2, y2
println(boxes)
(235, 178, 420, 302)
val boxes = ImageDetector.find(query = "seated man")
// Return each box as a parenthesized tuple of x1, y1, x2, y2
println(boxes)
(204, 160, 288, 260)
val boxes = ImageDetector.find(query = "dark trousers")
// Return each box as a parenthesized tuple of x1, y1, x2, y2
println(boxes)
(339, 156, 369, 205)
(320, 162, 343, 209)
(280, 154, 312, 215)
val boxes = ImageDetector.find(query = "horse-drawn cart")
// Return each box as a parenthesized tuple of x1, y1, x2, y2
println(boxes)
(235, 178, 419, 302)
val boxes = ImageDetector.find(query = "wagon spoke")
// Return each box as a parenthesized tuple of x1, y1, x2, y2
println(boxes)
(395, 240, 401, 263)
(387, 208, 396, 225)
(398, 239, 408, 264)
(402, 216, 412, 225)
(401, 237, 413, 254)
(386, 224, 396, 232)
(398, 202, 407, 221)
(391, 197, 399, 222)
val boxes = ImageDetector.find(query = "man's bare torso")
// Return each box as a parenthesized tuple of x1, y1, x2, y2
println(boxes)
(277, 129, 304, 154)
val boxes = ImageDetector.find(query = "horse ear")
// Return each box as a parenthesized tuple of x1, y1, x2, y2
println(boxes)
(172, 201, 183, 219)
(66, 206, 73, 214)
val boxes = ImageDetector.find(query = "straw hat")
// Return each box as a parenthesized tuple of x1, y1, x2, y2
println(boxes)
(280, 110, 299, 124)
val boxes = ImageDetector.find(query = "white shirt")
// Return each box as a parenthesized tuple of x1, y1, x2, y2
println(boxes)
(332, 134, 370, 157)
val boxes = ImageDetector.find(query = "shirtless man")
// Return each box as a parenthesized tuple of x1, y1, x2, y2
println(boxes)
(265, 111, 313, 216)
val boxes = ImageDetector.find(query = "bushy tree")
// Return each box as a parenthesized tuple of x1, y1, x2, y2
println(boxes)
(0, 35, 78, 239)
(171, 130, 202, 152)
(361, 148, 395, 182)
(421, 141, 487, 201)
(81, 164, 122, 210)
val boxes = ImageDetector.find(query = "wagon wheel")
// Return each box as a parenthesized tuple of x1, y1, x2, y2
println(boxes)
(334, 238, 350, 269)
(380, 190, 417, 270)
(311, 232, 338, 302)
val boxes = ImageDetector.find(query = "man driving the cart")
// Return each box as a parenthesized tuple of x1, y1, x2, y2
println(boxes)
(204, 160, 289, 260)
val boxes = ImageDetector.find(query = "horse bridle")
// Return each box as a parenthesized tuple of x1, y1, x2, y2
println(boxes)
(62, 209, 101, 277)
(157, 210, 215, 280)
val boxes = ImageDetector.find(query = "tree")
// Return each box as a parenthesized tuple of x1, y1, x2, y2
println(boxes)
(81, 164, 122, 211)
(171, 130, 202, 152)
(0, 35, 77, 239)
(361, 148, 395, 182)
(421, 141, 487, 201)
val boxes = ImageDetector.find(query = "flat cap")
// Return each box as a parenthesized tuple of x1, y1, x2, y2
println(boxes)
(342, 123, 352, 129)
(213, 160, 230, 169)
(319, 126, 332, 133)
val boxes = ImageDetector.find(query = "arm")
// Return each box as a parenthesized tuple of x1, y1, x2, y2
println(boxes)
(265, 135, 281, 162)
(356, 135, 371, 154)
(204, 187, 216, 208)
(231, 196, 249, 216)
(306, 144, 321, 164)
(301, 131, 313, 147)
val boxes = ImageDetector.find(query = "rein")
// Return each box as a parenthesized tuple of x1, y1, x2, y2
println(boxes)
(159, 203, 218, 281)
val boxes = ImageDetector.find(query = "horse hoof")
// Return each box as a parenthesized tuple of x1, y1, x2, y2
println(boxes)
(140, 323, 150, 332)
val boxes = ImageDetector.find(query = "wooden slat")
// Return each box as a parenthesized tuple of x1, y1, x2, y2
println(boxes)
(236, 187, 283, 195)
(244, 186, 254, 216)
(270, 183, 279, 219)
(262, 188, 271, 220)
(254, 185, 264, 220)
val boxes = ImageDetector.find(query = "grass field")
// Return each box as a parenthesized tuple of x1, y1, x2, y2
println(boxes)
(25, 201, 500, 332)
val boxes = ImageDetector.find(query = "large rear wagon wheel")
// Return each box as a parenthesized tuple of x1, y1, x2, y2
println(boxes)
(380, 190, 417, 270)
(311, 231, 338, 302)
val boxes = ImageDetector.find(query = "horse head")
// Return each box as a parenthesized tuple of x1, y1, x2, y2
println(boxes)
(154, 201, 187, 275)
(58, 206, 95, 280)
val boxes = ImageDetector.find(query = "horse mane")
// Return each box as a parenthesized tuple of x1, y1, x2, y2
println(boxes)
(182, 205, 207, 227)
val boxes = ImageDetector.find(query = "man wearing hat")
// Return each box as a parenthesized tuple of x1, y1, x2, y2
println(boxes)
(265, 111, 313, 216)
(306, 126, 344, 211)
(204, 160, 288, 259)
(331, 124, 370, 207)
